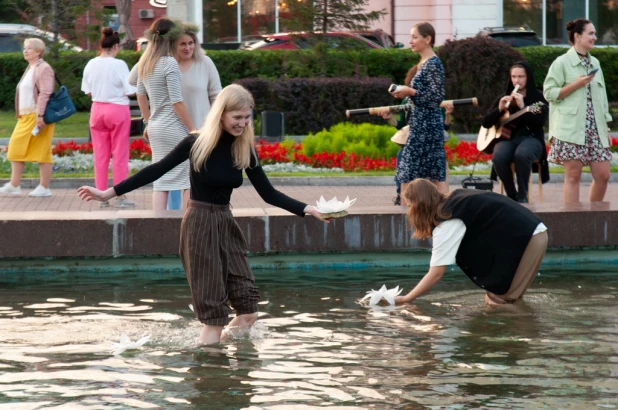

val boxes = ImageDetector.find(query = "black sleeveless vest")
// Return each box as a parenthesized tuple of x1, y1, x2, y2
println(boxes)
(442, 189, 542, 294)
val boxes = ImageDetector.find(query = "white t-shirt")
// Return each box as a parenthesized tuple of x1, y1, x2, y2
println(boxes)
(81, 57, 136, 105)
(430, 219, 548, 267)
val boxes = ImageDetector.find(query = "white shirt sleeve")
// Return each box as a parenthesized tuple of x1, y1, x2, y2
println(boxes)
(430, 219, 467, 267)
(117, 60, 137, 96)
(533, 222, 547, 235)
(81, 61, 91, 94)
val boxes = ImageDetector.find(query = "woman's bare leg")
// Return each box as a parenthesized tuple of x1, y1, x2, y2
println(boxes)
(152, 191, 169, 211)
(589, 160, 610, 202)
(200, 325, 224, 345)
(562, 160, 583, 203)
(39, 163, 52, 189)
(10, 162, 25, 187)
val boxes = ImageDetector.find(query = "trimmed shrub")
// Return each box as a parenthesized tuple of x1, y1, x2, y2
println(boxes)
(437, 36, 525, 132)
(301, 122, 400, 159)
(235, 77, 396, 134)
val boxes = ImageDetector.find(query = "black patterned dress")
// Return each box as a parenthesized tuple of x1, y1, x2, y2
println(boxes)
(548, 56, 612, 165)
(395, 56, 446, 184)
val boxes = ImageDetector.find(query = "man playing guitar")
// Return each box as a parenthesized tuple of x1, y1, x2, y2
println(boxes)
(482, 61, 549, 203)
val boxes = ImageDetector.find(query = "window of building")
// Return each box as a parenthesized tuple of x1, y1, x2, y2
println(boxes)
(503, 0, 617, 45)
(503, 0, 542, 39)
(592, 0, 618, 45)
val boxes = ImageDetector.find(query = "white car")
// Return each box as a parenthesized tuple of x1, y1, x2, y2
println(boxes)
(0, 23, 83, 53)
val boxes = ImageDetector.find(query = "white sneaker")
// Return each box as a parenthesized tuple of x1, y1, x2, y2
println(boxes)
(28, 185, 52, 197)
(0, 182, 21, 195)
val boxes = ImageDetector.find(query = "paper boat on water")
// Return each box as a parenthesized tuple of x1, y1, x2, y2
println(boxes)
(360, 285, 403, 306)
(110, 334, 151, 355)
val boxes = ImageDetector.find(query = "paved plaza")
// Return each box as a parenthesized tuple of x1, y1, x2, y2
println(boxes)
(0, 180, 607, 213)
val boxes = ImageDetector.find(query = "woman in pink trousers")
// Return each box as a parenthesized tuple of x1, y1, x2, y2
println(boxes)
(81, 27, 137, 207)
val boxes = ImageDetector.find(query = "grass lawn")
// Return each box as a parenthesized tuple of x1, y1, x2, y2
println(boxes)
(0, 111, 90, 140)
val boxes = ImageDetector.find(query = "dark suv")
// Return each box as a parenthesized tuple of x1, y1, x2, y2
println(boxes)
(356, 29, 403, 48)
(478, 26, 541, 48)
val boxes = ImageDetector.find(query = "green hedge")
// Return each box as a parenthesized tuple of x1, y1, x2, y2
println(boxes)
(235, 77, 396, 134)
(1, 46, 617, 128)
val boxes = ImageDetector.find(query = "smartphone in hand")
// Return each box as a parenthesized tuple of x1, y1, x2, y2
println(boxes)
(32, 126, 40, 136)
(589, 68, 600, 76)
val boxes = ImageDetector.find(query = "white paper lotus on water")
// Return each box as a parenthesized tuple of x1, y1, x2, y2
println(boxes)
(361, 285, 403, 306)
(314, 196, 357, 214)
(111, 334, 151, 355)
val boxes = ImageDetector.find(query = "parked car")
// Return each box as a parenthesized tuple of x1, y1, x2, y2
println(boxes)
(478, 26, 542, 48)
(245, 32, 383, 50)
(356, 29, 403, 48)
(0, 23, 83, 52)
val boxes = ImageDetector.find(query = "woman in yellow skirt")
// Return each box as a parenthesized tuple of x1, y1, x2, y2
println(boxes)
(0, 38, 56, 197)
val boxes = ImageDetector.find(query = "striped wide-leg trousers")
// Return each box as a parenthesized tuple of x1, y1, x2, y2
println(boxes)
(179, 200, 259, 326)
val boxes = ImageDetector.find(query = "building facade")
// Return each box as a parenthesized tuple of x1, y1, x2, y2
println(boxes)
(384, 0, 618, 46)
(77, 0, 618, 49)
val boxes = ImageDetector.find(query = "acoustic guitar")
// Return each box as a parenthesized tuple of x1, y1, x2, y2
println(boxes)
(477, 102, 545, 154)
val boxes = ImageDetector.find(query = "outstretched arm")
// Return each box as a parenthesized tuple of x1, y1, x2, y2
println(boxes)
(77, 136, 194, 203)
(395, 265, 447, 304)
(246, 158, 327, 221)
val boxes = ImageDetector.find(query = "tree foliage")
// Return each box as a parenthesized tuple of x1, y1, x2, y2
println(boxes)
(21, 0, 106, 56)
(282, 0, 386, 36)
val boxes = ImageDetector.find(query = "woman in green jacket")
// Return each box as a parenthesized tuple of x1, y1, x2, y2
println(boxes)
(544, 18, 613, 203)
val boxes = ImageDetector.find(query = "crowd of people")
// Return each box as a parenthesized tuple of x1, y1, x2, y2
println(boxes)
(0, 16, 613, 343)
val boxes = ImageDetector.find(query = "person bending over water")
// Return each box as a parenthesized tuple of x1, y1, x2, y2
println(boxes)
(395, 179, 548, 306)
(78, 84, 328, 344)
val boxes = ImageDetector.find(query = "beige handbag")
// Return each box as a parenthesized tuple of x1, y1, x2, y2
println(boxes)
(390, 125, 409, 145)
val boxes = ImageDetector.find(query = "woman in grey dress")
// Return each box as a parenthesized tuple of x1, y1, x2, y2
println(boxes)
(174, 23, 222, 129)
(137, 18, 195, 210)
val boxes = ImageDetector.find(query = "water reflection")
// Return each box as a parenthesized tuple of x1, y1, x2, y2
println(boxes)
(0, 268, 617, 408)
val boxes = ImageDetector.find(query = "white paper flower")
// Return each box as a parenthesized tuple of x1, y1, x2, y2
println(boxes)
(361, 285, 403, 306)
(314, 196, 357, 214)
(110, 334, 151, 355)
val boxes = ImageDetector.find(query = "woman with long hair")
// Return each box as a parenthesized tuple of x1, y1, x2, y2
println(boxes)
(390, 22, 447, 195)
(173, 23, 222, 130)
(81, 28, 137, 208)
(0, 38, 56, 197)
(394, 179, 548, 306)
(544, 19, 612, 203)
(382, 60, 453, 205)
(77, 84, 327, 344)
(137, 17, 195, 210)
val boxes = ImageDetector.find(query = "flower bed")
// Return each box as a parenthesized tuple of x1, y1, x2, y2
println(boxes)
(256, 138, 489, 171)
(4, 136, 618, 176)
(53, 140, 153, 161)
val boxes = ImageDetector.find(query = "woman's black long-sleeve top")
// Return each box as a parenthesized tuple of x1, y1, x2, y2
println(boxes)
(114, 132, 307, 216)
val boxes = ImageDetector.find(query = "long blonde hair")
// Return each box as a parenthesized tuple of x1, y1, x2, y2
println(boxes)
(403, 179, 451, 239)
(191, 84, 256, 171)
(138, 18, 180, 78)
